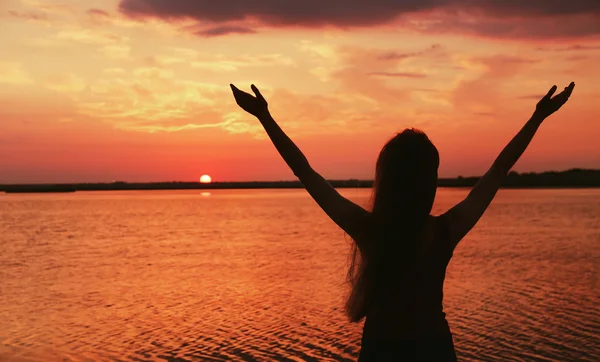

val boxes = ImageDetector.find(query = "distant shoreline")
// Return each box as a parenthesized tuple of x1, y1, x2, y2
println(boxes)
(1, 169, 599, 193)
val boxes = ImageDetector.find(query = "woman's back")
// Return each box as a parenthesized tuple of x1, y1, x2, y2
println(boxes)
(358, 215, 458, 361)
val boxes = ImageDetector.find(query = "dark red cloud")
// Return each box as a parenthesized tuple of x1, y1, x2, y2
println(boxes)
(195, 25, 256, 37)
(118, 0, 600, 38)
(460, 0, 599, 17)
(409, 11, 600, 39)
(118, 0, 439, 26)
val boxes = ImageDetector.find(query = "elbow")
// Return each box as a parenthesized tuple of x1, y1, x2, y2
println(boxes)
(489, 163, 509, 178)
(292, 160, 312, 178)
(293, 165, 312, 178)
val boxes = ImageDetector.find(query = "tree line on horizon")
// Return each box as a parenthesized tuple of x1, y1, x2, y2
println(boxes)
(1, 169, 599, 193)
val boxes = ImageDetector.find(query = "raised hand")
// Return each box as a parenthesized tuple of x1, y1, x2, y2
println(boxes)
(230, 84, 269, 118)
(534, 82, 575, 120)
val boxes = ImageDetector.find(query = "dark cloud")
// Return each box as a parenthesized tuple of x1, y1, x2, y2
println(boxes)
(411, 12, 600, 39)
(195, 25, 256, 37)
(118, 0, 438, 27)
(118, 0, 600, 38)
(455, 0, 600, 17)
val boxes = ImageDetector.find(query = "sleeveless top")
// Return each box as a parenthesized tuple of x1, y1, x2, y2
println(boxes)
(358, 214, 458, 361)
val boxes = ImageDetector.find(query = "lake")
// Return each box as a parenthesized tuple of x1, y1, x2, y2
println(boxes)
(0, 188, 598, 361)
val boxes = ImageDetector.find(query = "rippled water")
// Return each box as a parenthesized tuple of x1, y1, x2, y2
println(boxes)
(0, 188, 598, 361)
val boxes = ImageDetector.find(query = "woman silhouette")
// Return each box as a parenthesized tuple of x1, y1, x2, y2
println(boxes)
(230, 82, 575, 361)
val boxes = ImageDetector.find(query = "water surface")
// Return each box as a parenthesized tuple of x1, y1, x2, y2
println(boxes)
(1, 188, 598, 361)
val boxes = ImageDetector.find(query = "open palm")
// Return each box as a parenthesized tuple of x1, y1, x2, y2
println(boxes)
(230, 84, 268, 118)
(535, 82, 575, 119)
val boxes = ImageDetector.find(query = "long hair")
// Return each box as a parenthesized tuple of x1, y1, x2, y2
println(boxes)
(345, 129, 440, 322)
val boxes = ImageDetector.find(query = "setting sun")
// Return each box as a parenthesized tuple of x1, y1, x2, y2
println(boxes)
(200, 175, 212, 184)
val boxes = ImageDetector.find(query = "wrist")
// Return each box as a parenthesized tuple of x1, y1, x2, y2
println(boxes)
(255, 108, 271, 120)
(530, 112, 546, 124)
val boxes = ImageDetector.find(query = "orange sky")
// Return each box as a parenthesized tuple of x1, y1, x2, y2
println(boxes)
(1, 0, 599, 184)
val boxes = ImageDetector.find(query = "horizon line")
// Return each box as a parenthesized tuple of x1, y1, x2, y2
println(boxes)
(1, 168, 597, 186)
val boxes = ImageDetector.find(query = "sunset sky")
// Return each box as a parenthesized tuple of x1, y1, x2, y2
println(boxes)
(1, 0, 599, 184)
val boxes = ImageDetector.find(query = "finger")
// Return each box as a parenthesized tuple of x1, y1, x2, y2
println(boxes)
(251, 84, 264, 100)
(558, 82, 576, 99)
(231, 84, 254, 99)
(566, 82, 575, 97)
(545, 85, 557, 99)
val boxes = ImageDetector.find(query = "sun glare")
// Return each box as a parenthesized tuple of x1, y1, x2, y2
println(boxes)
(200, 174, 212, 184)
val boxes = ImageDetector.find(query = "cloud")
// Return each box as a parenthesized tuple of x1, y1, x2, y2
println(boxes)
(8, 10, 49, 22)
(0, 62, 33, 85)
(536, 44, 600, 52)
(85, 8, 112, 24)
(118, 0, 600, 38)
(369, 72, 427, 78)
(20, 1, 73, 15)
(103, 68, 127, 76)
(195, 25, 256, 37)
(189, 53, 295, 72)
(116, 120, 234, 133)
(378, 44, 444, 61)
(402, 11, 600, 39)
(99, 45, 132, 60)
(45, 55, 394, 137)
(132, 67, 174, 79)
(45, 73, 86, 93)
(319, 44, 449, 105)
(141, 48, 201, 66)
(0, 63, 34, 85)
(70, 70, 228, 129)
(56, 28, 127, 45)
(87, 9, 110, 17)
(450, 55, 541, 116)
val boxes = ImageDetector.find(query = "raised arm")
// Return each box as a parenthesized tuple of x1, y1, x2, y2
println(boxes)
(230, 84, 370, 246)
(441, 82, 575, 249)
